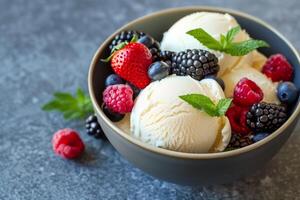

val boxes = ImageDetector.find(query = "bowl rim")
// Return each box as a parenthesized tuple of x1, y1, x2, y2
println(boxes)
(88, 6, 300, 160)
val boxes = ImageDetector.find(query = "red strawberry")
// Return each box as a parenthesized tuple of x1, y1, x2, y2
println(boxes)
(111, 42, 152, 89)
(262, 54, 293, 82)
(233, 78, 264, 107)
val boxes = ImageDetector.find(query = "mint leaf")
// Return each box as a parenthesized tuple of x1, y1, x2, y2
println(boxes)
(225, 26, 241, 43)
(220, 34, 227, 48)
(179, 94, 217, 116)
(225, 39, 269, 56)
(42, 88, 93, 121)
(186, 28, 222, 51)
(179, 94, 232, 117)
(186, 26, 269, 56)
(216, 98, 232, 116)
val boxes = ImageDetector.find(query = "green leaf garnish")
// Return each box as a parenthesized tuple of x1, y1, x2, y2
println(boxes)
(42, 88, 93, 120)
(224, 40, 269, 56)
(216, 98, 232, 116)
(179, 94, 232, 117)
(186, 29, 222, 51)
(186, 26, 269, 56)
(225, 26, 241, 43)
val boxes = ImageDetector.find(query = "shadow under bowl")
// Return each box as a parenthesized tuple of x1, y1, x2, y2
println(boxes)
(88, 6, 300, 185)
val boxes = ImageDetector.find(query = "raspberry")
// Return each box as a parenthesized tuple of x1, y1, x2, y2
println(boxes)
(103, 84, 134, 114)
(262, 54, 293, 82)
(226, 105, 251, 135)
(233, 78, 264, 107)
(52, 128, 85, 159)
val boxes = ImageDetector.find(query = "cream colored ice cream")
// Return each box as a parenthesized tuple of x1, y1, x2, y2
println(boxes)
(130, 75, 231, 153)
(160, 11, 278, 104)
(221, 66, 279, 104)
(160, 12, 252, 76)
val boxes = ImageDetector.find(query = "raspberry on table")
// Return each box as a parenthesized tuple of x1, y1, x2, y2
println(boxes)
(233, 78, 264, 107)
(262, 54, 293, 82)
(226, 105, 251, 135)
(171, 49, 219, 81)
(52, 128, 85, 159)
(103, 84, 134, 114)
(246, 102, 288, 133)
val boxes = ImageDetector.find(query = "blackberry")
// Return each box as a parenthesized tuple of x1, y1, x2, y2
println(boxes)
(246, 102, 288, 133)
(85, 114, 107, 140)
(227, 134, 253, 149)
(109, 30, 146, 52)
(171, 49, 219, 80)
(149, 41, 160, 61)
(158, 50, 176, 66)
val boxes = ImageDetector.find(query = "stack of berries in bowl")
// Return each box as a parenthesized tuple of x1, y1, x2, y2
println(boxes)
(99, 28, 299, 152)
(100, 30, 222, 120)
(226, 54, 299, 150)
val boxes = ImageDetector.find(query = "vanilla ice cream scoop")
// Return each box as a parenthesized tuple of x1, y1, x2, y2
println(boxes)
(130, 76, 231, 153)
(160, 12, 251, 76)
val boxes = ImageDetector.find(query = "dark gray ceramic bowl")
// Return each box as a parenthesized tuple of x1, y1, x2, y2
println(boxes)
(88, 6, 300, 185)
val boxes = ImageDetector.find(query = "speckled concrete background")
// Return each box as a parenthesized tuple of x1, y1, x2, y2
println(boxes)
(0, 0, 300, 199)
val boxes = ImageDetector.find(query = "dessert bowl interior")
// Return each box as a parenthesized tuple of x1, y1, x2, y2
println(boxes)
(88, 6, 300, 185)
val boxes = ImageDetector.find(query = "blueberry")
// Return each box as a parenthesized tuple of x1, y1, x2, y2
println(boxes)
(252, 133, 269, 142)
(137, 35, 154, 48)
(277, 81, 299, 104)
(105, 74, 125, 87)
(205, 75, 225, 90)
(148, 61, 170, 81)
(102, 105, 124, 122)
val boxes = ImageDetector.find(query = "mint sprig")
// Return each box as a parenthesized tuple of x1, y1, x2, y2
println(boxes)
(179, 94, 232, 117)
(42, 88, 93, 120)
(186, 26, 269, 56)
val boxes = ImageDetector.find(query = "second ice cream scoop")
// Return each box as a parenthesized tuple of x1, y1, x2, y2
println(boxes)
(130, 75, 231, 153)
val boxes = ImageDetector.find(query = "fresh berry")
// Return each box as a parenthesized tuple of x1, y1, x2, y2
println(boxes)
(52, 128, 85, 159)
(277, 81, 299, 104)
(103, 84, 134, 114)
(109, 30, 145, 52)
(227, 134, 253, 149)
(158, 50, 176, 66)
(137, 35, 160, 61)
(226, 105, 251, 135)
(233, 78, 264, 107)
(246, 102, 288, 133)
(148, 61, 170, 81)
(205, 75, 225, 90)
(102, 104, 125, 122)
(111, 42, 152, 89)
(127, 82, 140, 99)
(252, 133, 269, 142)
(105, 74, 125, 87)
(137, 35, 155, 48)
(262, 54, 293, 82)
(171, 49, 219, 80)
(85, 114, 107, 140)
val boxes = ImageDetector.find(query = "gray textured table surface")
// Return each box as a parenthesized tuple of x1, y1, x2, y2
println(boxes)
(1, 0, 300, 199)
